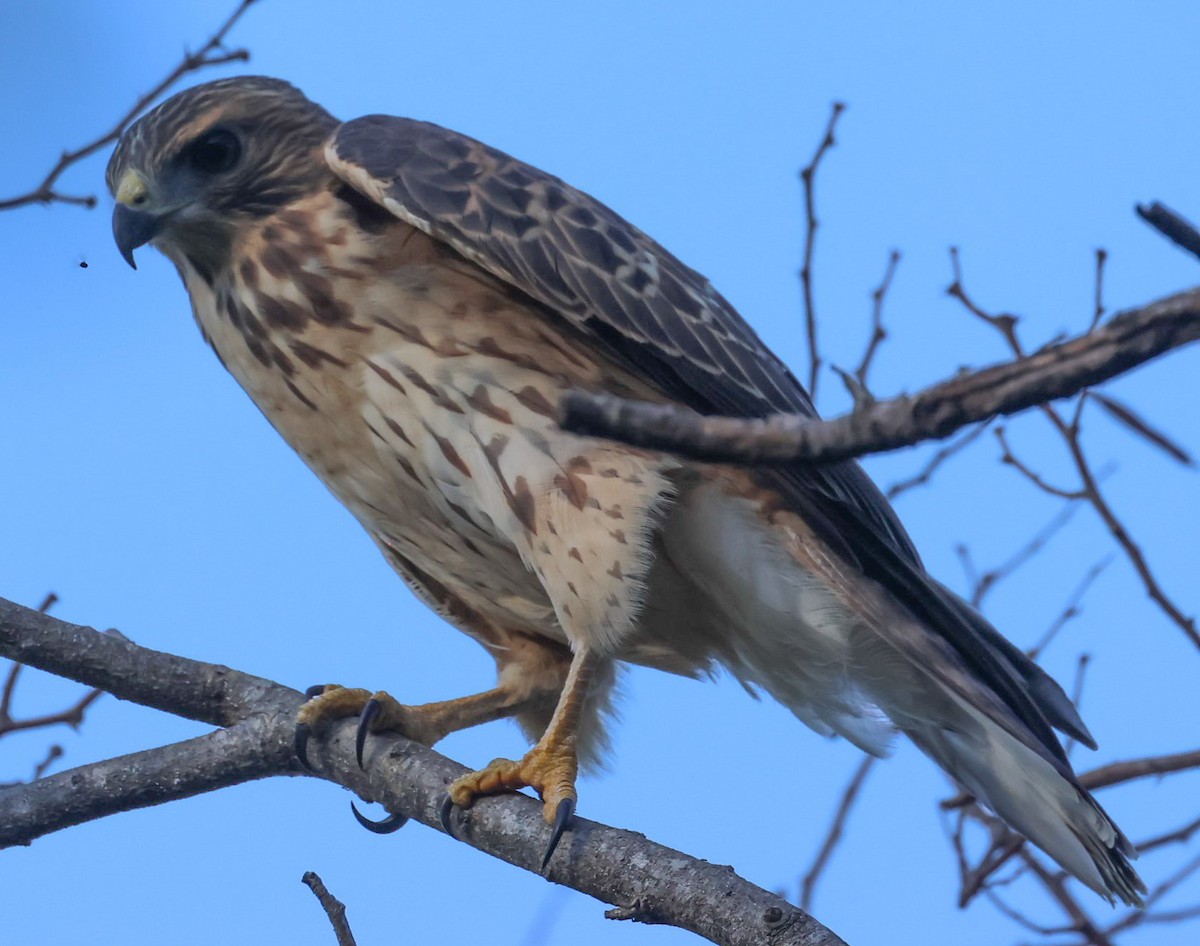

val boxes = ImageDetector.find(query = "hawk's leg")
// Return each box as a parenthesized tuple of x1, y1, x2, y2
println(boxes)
(444, 646, 600, 868)
(295, 683, 545, 769)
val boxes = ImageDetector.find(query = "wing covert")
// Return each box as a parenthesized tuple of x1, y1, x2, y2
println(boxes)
(327, 113, 1080, 769)
(328, 115, 920, 556)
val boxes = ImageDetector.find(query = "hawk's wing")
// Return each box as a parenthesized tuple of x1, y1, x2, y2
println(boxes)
(327, 114, 1093, 769)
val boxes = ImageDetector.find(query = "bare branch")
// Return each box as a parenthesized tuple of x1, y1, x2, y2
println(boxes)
(947, 247, 1025, 355)
(1079, 748, 1200, 791)
(31, 745, 63, 779)
(0, 0, 258, 212)
(943, 257, 1200, 651)
(961, 834, 1025, 908)
(1063, 653, 1091, 758)
(1137, 202, 1200, 263)
(994, 427, 1087, 500)
(961, 499, 1082, 608)
(303, 872, 360, 946)
(0, 714, 294, 844)
(1092, 249, 1108, 330)
(1089, 391, 1193, 466)
(1058, 420, 1200, 648)
(800, 757, 875, 910)
(0, 596, 847, 946)
(0, 684, 105, 737)
(0, 745, 64, 790)
(1106, 853, 1200, 938)
(1019, 851, 1113, 946)
(1138, 816, 1200, 855)
(1, 592, 56, 720)
(560, 286, 1200, 466)
(981, 881, 1057, 936)
(1028, 556, 1112, 660)
(853, 250, 900, 393)
(1, 592, 107, 786)
(885, 420, 989, 500)
(798, 102, 846, 401)
(0, 597, 288, 728)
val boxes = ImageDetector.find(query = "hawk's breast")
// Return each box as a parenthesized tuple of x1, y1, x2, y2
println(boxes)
(177, 187, 668, 644)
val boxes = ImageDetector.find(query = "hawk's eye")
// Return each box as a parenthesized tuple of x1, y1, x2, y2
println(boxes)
(187, 128, 242, 174)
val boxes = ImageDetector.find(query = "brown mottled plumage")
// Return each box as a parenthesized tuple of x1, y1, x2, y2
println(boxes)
(108, 76, 1142, 903)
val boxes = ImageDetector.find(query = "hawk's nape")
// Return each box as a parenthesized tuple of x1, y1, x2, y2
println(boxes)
(107, 75, 1144, 906)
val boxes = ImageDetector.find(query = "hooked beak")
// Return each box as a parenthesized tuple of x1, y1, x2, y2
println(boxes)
(112, 169, 161, 269)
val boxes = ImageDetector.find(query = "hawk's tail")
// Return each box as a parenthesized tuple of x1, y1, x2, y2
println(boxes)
(889, 685, 1145, 907)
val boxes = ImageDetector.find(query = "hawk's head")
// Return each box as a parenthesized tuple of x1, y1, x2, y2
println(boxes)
(108, 76, 338, 278)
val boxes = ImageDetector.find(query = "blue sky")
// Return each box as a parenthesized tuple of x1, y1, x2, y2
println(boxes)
(2, 2, 1198, 944)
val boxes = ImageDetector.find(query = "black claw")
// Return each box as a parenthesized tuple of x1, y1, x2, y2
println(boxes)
(356, 698, 382, 768)
(294, 722, 314, 770)
(350, 801, 408, 834)
(304, 684, 327, 700)
(541, 797, 575, 871)
(438, 794, 458, 839)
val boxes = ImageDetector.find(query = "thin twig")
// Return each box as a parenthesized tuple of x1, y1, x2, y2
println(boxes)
(1, 592, 105, 758)
(0, 0, 258, 212)
(1089, 391, 1193, 466)
(1137, 816, 1200, 855)
(854, 249, 901, 394)
(1106, 853, 1200, 938)
(799, 757, 875, 910)
(961, 499, 1082, 608)
(1063, 653, 1090, 757)
(994, 426, 1086, 501)
(1020, 851, 1112, 946)
(0, 745, 64, 790)
(0, 685, 106, 737)
(798, 101, 846, 402)
(1028, 556, 1113, 659)
(982, 882, 1056, 936)
(1, 592, 57, 720)
(302, 872, 359, 946)
(961, 835, 1026, 907)
(1092, 249, 1108, 330)
(885, 420, 989, 500)
(946, 247, 1025, 354)
(945, 251, 1200, 649)
(1137, 202, 1200, 263)
(1079, 748, 1200, 791)
(1075, 433, 1195, 645)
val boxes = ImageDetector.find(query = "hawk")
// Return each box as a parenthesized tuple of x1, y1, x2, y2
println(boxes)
(108, 76, 1143, 904)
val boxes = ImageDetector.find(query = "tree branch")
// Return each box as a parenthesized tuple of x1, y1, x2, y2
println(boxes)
(303, 872, 360, 946)
(798, 102, 845, 401)
(560, 286, 1200, 465)
(885, 419, 989, 500)
(799, 757, 875, 910)
(0, 596, 848, 946)
(1079, 749, 1200, 792)
(852, 249, 900, 397)
(1137, 202, 1200, 263)
(0, 597, 290, 727)
(946, 256, 1200, 649)
(0, 714, 293, 845)
(0, 0, 259, 213)
(0, 592, 108, 748)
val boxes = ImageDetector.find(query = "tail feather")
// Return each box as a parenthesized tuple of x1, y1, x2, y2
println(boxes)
(903, 695, 1146, 907)
(658, 476, 1145, 906)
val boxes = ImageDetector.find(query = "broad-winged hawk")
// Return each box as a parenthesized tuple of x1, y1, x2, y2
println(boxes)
(108, 76, 1142, 904)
